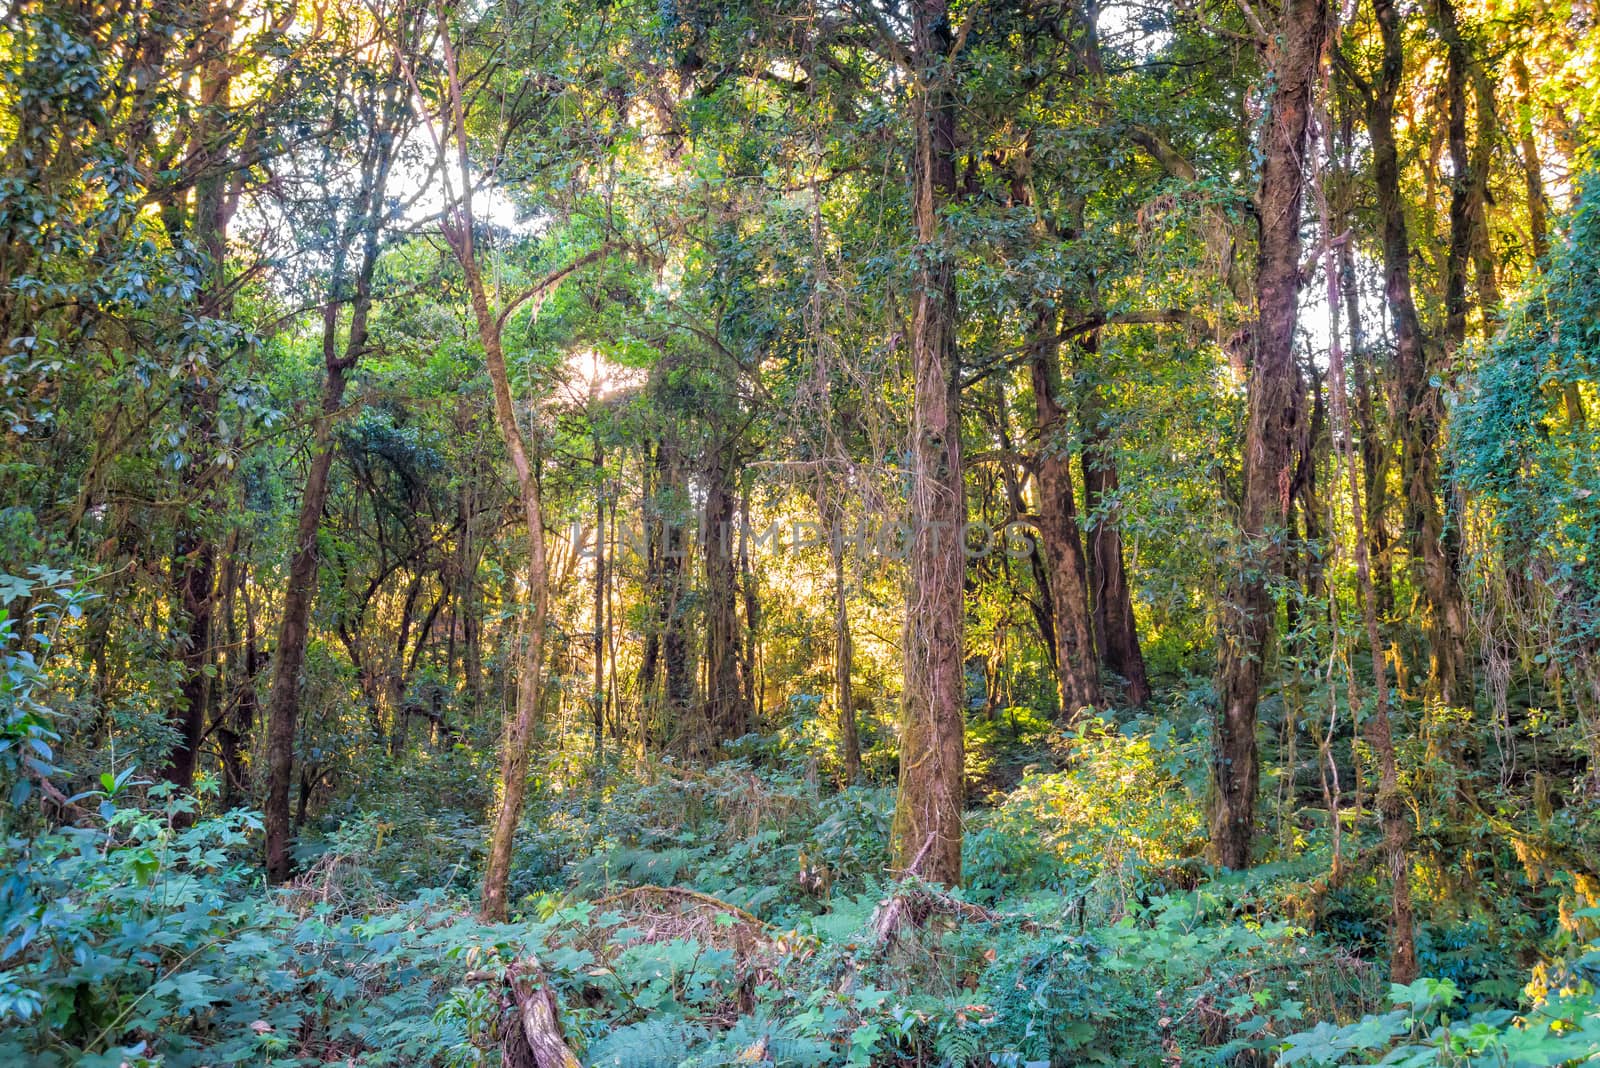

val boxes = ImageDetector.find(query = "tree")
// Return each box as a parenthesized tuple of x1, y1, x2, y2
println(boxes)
(892, 0, 969, 886)
(262, 11, 419, 882)
(1311, 70, 1418, 981)
(1027, 305, 1101, 720)
(1213, 0, 1326, 870)
(427, 0, 623, 921)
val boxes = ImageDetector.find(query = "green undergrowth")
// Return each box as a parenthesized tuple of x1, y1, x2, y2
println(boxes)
(3, 732, 1598, 1066)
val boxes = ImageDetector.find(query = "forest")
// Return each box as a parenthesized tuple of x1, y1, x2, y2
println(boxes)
(3, 0, 1599, 1063)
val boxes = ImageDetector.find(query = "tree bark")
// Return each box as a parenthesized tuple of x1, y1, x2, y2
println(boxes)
(434, 21, 612, 919)
(1342, 237, 1395, 621)
(636, 442, 662, 725)
(1439, 0, 1502, 327)
(220, 562, 258, 809)
(1213, 0, 1324, 870)
(164, 17, 234, 790)
(1509, 54, 1549, 267)
(463, 255, 551, 921)
(1359, 0, 1466, 707)
(168, 516, 217, 791)
(892, 0, 966, 887)
(465, 261, 552, 919)
(660, 438, 694, 734)
(1028, 308, 1101, 719)
(1311, 110, 1418, 982)
(263, 70, 401, 881)
(438, 192, 544, 924)
(1077, 343, 1150, 707)
(503, 962, 581, 1068)
(826, 503, 861, 783)
(458, 442, 486, 711)
(632, 431, 696, 749)
(591, 421, 606, 761)
(738, 486, 760, 719)
(1431, 0, 1478, 705)
(264, 354, 353, 882)
(702, 439, 748, 747)
(990, 382, 1058, 666)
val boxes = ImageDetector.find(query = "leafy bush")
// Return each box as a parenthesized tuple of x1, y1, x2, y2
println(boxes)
(1, 737, 1585, 1068)
(0, 777, 512, 1066)
(0, 566, 92, 821)
(1279, 967, 1600, 1066)
(965, 715, 1207, 906)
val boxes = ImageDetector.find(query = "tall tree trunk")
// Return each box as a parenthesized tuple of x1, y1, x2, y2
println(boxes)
(1077, 344, 1150, 707)
(1028, 308, 1101, 719)
(1509, 54, 1549, 267)
(1213, 0, 1324, 870)
(592, 422, 606, 761)
(660, 439, 694, 734)
(439, 135, 541, 928)
(630, 438, 690, 750)
(1436, 0, 1501, 327)
(262, 79, 400, 879)
(220, 561, 258, 809)
(215, 545, 244, 807)
(990, 381, 1058, 666)
(263, 363, 350, 879)
(636, 396, 696, 744)
(264, 275, 383, 877)
(1438, 0, 1475, 352)
(738, 486, 760, 719)
(459, 446, 485, 710)
(462, 254, 552, 922)
(892, 0, 966, 886)
(1311, 111, 1418, 982)
(1359, 0, 1466, 707)
(826, 503, 861, 783)
(636, 442, 662, 723)
(435, 19, 612, 917)
(169, 512, 217, 790)
(1291, 365, 1328, 628)
(164, 20, 235, 790)
(607, 494, 623, 734)
(1434, 1, 1495, 671)
(702, 440, 747, 747)
(1342, 237, 1395, 621)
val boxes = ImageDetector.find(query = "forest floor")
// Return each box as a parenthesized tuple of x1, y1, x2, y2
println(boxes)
(7, 710, 1600, 1066)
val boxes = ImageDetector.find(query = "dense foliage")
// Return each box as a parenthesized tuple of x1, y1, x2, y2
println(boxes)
(4, 0, 1600, 1063)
